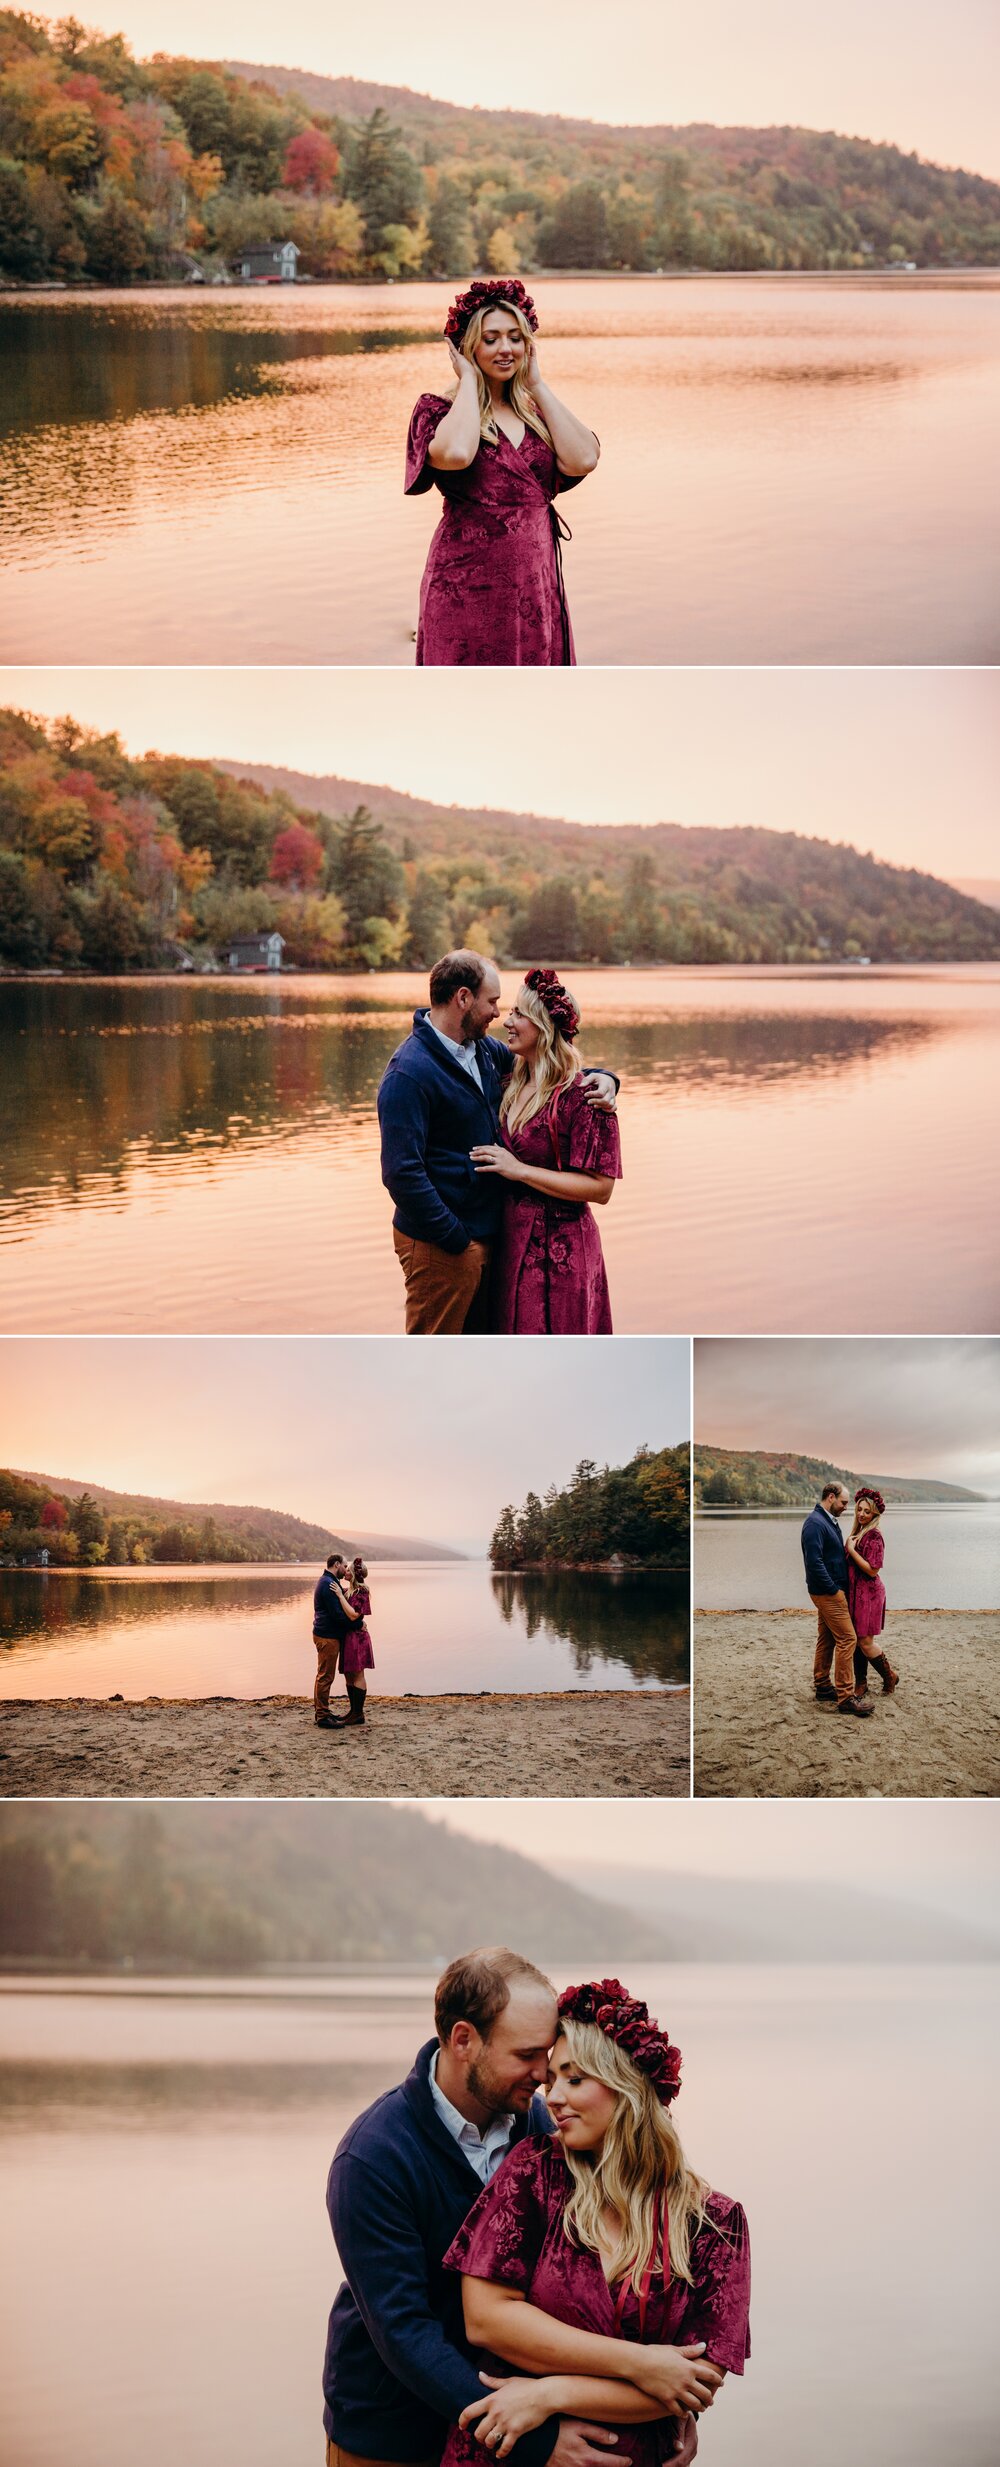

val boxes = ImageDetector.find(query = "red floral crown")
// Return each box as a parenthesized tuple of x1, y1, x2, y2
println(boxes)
(855, 1486, 885, 1515)
(445, 278, 538, 344)
(558, 1979, 682, 2106)
(524, 967, 580, 1041)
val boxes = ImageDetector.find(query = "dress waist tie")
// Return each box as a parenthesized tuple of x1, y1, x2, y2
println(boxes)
(549, 505, 573, 665)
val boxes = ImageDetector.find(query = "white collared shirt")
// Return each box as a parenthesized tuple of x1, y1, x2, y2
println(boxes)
(428, 1021, 484, 1093)
(428, 2051, 516, 2185)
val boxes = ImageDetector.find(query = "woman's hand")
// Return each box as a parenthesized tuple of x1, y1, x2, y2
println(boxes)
(460, 2374, 556, 2457)
(525, 335, 543, 391)
(631, 2345, 724, 2415)
(471, 1142, 520, 1178)
(448, 339, 473, 383)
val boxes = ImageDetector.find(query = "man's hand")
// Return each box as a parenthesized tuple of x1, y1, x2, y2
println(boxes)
(550, 2422, 620, 2467)
(579, 1071, 617, 1115)
(631, 2346, 723, 2416)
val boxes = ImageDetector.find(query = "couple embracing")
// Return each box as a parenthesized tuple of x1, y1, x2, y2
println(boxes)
(324, 1948, 749, 2467)
(377, 953, 622, 1335)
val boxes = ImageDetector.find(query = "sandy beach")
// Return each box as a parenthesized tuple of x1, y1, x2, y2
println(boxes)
(0, 1690, 689, 1800)
(693, 1610, 999, 1798)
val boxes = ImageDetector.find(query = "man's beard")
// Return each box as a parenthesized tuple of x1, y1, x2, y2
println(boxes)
(467, 2051, 533, 2115)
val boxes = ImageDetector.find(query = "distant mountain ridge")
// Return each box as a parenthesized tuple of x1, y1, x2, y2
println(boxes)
(213, 756, 1000, 963)
(562, 1862, 1000, 1962)
(0, 1804, 669, 1969)
(12, 1472, 463, 1563)
(693, 1447, 986, 1509)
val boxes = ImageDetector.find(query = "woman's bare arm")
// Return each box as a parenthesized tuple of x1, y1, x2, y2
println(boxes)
(470, 1147, 614, 1207)
(429, 346, 482, 470)
(526, 345, 599, 475)
(460, 2280, 721, 2411)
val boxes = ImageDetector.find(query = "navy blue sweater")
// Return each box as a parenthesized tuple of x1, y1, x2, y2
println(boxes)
(800, 1504, 849, 1596)
(377, 1012, 512, 1253)
(313, 1569, 353, 1638)
(324, 2038, 556, 2463)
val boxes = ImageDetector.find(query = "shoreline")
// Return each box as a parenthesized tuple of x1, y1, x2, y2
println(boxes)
(0, 1690, 690, 1801)
(694, 1610, 999, 1799)
(3, 268, 995, 296)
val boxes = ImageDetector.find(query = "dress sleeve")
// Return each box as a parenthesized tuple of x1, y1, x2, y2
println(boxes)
(684, 2196, 751, 2376)
(558, 1082, 622, 1181)
(554, 450, 597, 497)
(443, 2139, 552, 2289)
(861, 1531, 885, 1571)
(405, 394, 452, 494)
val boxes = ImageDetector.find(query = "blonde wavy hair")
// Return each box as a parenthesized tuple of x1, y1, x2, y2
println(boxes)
(452, 302, 551, 449)
(556, 2016, 714, 2296)
(499, 978, 582, 1134)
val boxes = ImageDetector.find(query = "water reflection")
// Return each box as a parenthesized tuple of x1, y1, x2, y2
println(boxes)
(492, 1571, 688, 1686)
(2, 278, 998, 663)
(2, 971, 998, 1334)
(0, 977, 944, 1216)
(0, 1571, 307, 1651)
(0, 1564, 681, 1696)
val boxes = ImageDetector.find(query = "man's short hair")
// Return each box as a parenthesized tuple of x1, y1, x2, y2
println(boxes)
(429, 950, 488, 1007)
(435, 1946, 554, 2044)
(325, 1552, 345, 1569)
(820, 1482, 845, 1502)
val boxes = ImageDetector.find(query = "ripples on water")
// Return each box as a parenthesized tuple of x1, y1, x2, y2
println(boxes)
(1, 969, 997, 1335)
(2, 276, 998, 661)
(0, 1562, 689, 1696)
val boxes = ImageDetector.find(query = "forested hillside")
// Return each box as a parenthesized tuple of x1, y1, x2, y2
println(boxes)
(490, 1445, 690, 1570)
(693, 1447, 985, 1508)
(0, 1801, 669, 1966)
(1, 12, 998, 286)
(0, 1465, 464, 1566)
(3, 709, 999, 970)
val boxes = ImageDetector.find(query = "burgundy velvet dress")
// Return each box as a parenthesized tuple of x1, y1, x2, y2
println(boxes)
(405, 395, 591, 666)
(341, 1586, 375, 1676)
(848, 1529, 886, 1639)
(491, 1079, 622, 1335)
(440, 2137, 750, 2467)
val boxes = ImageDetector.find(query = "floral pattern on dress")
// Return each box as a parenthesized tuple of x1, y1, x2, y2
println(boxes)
(405, 394, 591, 667)
(440, 2137, 750, 2467)
(491, 1079, 622, 1334)
(847, 1528, 887, 1638)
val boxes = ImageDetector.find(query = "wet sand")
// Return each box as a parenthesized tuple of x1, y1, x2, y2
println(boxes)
(693, 1610, 999, 1798)
(0, 1690, 690, 1800)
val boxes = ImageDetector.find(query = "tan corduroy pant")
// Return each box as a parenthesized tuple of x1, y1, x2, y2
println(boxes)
(810, 1588, 858, 1702)
(392, 1230, 491, 1335)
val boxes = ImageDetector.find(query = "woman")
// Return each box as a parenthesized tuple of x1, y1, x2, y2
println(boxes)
(471, 970, 621, 1334)
(405, 279, 599, 667)
(334, 1556, 375, 1729)
(441, 1979, 749, 2467)
(846, 1488, 898, 1698)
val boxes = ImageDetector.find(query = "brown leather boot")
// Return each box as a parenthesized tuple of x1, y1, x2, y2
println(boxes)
(870, 1652, 899, 1693)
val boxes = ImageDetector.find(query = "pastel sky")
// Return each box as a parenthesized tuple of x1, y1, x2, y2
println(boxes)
(693, 1338, 1000, 1492)
(422, 1797, 998, 1898)
(81, 2, 1000, 176)
(4, 667, 997, 876)
(0, 1336, 688, 1554)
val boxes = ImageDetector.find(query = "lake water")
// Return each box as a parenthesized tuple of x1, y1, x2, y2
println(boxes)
(694, 1501, 1000, 1610)
(2, 966, 998, 1334)
(0, 1562, 688, 1697)
(2, 275, 999, 664)
(0, 1961, 996, 2467)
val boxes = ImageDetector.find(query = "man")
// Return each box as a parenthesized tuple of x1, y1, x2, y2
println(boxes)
(323, 1948, 698, 2467)
(800, 1483, 873, 1718)
(377, 953, 617, 1336)
(313, 1553, 361, 1729)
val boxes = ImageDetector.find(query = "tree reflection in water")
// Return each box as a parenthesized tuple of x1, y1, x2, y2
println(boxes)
(492, 1570, 688, 1687)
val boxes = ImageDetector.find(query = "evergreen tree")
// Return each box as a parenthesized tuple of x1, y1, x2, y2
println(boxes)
(489, 1505, 519, 1570)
